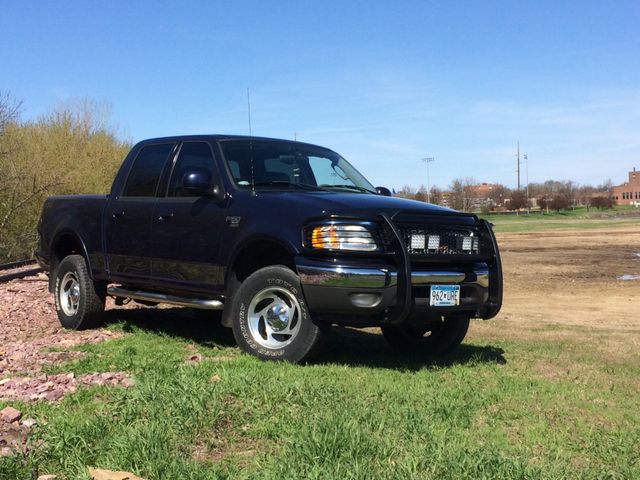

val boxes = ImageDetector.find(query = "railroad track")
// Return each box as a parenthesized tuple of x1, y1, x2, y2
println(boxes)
(0, 258, 44, 283)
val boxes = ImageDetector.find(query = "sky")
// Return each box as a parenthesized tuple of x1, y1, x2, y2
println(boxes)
(1, 0, 639, 190)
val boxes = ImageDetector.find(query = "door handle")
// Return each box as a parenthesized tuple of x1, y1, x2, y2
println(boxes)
(112, 210, 125, 219)
(157, 212, 174, 221)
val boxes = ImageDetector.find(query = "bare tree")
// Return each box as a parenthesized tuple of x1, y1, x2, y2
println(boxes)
(509, 190, 530, 211)
(548, 194, 571, 212)
(448, 177, 476, 211)
(429, 186, 443, 205)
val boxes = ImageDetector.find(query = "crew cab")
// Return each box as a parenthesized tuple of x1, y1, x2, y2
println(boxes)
(36, 135, 502, 362)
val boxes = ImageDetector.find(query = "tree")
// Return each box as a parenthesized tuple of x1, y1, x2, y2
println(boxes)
(414, 184, 428, 202)
(395, 184, 415, 200)
(537, 195, 549, 211)
(487, 183, 509, 208)
(509, 190, 530, 211)
(429, 186, 443, 205)
(448, 177, 476, 211)
(548, 194, 571, 212)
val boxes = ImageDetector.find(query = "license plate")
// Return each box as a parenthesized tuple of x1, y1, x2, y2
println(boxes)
(430, 285, 460, 306)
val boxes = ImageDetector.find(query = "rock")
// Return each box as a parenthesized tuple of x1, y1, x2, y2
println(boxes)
(121, 378, 135, 388)
(37, 475, 58, 480)
(45, 390, 64, 402)
(22, 418, 37, 428)
(187, 353, 203, 364)
(0, 406, 22, 423)
(0, 378, 11, 385)
(87, 467, 146, 480)
(0, 446, 14, 457)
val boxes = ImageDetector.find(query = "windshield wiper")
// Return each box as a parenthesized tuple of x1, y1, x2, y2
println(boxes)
(252, 181, 328, 191)
(319, 184, 377, 194)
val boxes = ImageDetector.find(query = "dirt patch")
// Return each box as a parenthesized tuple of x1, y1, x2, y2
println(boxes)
(470, 225, 640, 360)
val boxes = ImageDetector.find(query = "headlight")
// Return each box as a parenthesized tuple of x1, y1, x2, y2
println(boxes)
(305, 224, 378, 251)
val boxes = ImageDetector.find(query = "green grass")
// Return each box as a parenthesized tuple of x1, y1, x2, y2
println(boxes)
(480, 206, 640, 233)
(2, 310, 639, 479)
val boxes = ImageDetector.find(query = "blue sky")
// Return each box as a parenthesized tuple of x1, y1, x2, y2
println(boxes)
(1, 1, 639, 189)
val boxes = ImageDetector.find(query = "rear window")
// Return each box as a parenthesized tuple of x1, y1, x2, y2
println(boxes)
(122, 143, 174, 197)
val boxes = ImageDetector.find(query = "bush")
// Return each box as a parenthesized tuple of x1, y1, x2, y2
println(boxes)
(0, 95, 130, 262)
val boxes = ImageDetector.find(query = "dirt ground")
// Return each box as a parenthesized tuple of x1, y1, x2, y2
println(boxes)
(470, 225, 640, 357)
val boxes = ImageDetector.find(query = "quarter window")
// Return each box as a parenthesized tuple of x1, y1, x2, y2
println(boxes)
(122, 143, 174, 197)
(168, 142, 217, 197)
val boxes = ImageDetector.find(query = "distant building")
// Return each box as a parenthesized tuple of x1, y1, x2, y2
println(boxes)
(613, 168, 640, 206)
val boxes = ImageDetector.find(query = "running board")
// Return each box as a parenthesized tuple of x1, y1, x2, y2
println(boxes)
(107, 286, 224, 310)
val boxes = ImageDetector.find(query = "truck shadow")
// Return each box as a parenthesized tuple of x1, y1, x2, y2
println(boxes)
(106, 307, 506, 370)
(319, 326, 507, 370)
(104, 306, 236, 348)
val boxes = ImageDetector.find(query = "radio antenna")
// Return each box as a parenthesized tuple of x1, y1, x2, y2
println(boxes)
(247, 88, 256, 196)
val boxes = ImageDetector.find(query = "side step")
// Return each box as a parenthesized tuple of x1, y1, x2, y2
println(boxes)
(107, 286, 224, 310)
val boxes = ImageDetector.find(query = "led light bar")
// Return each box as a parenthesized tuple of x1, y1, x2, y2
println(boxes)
(410, 234, 426, 250)
(427, 235, 440, 250)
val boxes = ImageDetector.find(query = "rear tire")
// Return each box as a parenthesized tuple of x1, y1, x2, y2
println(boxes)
(381, 315, 470, 356)
(54, 255, 105, 330)
(231, 265, 326, 363)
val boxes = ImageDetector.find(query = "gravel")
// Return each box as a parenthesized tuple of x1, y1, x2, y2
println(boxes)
(0, 275, 135, 405)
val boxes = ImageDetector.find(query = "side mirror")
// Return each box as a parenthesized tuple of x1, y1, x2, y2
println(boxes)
(182, 170, 223, 200)
(376, 186, 392, 197)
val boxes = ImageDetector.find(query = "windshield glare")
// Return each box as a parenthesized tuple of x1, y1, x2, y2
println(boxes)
(220, 140, 376, 193)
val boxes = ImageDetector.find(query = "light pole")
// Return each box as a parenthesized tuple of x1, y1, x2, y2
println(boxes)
(421, 157, 435, 203)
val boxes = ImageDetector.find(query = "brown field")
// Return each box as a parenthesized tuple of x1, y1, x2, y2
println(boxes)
(470, 226, 640, 361)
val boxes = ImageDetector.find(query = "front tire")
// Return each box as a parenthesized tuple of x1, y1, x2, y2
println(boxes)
(54, 255, 106, 330)
(381, 315, 470, 356)
(231, 265, 326, 363)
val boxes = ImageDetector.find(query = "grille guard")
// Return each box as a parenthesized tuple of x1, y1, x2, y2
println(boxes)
(379, 211, 503, 324)
(301, 209, 503, 324)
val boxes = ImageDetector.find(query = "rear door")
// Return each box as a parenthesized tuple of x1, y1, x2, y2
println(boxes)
(104, 142, 176, 282)
(150, 141, 228, 293)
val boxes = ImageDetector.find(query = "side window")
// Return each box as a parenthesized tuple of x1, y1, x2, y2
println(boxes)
(168, 142, 217, 197)
(263, 157, 295, 183)
(122, 143, 174, 197)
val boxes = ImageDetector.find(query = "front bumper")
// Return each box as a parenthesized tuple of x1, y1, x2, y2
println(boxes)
(295, 216, 502, 326)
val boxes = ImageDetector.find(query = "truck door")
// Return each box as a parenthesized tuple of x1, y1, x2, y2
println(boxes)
(150, 141, 227, 293)
(104, 142, 176, 282)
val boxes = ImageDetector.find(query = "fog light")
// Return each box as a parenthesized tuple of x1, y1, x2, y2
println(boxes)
(349, 293, 382, 308)
(410, 234, 425, 250)
(427, 235, 440, 250)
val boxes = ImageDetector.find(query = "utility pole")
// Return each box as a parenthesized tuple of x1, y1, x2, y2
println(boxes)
(516, 141, 521, 191)
(524, 153, 530, 213)
(421, 157, 435, 203)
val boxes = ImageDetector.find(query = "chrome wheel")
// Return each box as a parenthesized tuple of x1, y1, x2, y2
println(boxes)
(247, 286, 302, 349)
(59, 271, 80, 316)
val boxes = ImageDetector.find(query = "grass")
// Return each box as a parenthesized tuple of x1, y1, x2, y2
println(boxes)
(1, 309, 639, 479)
(480, 206, 640, 233)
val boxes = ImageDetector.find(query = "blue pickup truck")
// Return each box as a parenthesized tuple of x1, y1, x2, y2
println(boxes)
(36, 135, 502, 363)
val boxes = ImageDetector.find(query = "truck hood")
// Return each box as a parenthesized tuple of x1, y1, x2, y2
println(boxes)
(255, 191, 466, 218)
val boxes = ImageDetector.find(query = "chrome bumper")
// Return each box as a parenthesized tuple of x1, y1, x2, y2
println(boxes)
(297, 262, 489, 289)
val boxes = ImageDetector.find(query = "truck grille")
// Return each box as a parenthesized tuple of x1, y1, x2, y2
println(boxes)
(386, 225, 480, 255)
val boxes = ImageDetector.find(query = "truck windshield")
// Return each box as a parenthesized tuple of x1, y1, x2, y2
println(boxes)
(220, 140, 377, 193)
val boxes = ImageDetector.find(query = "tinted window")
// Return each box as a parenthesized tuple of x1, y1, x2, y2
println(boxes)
(122, 143, 173, 197)
(168, 142, 217, 197)
(220, 140, 375, 192)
